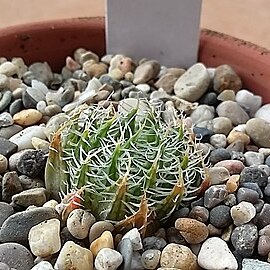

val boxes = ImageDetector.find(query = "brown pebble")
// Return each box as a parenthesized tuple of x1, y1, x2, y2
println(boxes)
(226, 175, 240, 193)
(175, 218, 209, 244)
(227, 130, 250, 145)
(83, 61, 107, 78)
(213, 64, 242, 93)
(214, 160, 245, 174)
(90, 230, 114, 257)
(13, 109, 42, 126)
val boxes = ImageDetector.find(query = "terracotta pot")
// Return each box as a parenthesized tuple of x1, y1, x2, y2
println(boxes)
(0, 17, 269, 102)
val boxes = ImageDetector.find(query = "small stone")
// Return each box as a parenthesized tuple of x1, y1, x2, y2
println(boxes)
(117, 238, 133, 269)
(212, 117, 233, 136)
(170, 96, 198, 115)
(190, 105, 215, 125)
(235, 89, 262, 117)
(210, 205, 233, 228)
(244, 151, 265, 166)
(257, 203, 270, 229)
(44, 113, 68, 140)
(237, 186, 260, 203)
(18, 175, 44, 190)
(224, 193, 237, 207)
(210, 148, 231, 164)
(255, 104, 270, 123)
(141, 249, 161, 270)
(214, 159, 245, 174)
(240, 182, 264, 198)
(188, 206, 209, 223)
(9, 125, 47, 151)
(44, 104, 62, 117)
(246, 118, 270, 148)
(133, 60, 160, 84)
(204, 184, 228, 208)
(0, 137, 18, 158)
(90, 230, 114, 257)
(207, 224, 223, 236)
(31, 137, 50, 150)
(0, 62, 18, 76)
(198, 237, 238, 270)
(95, 248, 123, 270)
(193, 127, 214, 143)
(240, 166, 268, 188)
(27, 62, 53, 86)
(0, 202, 14, 227)
(217, 89, 236, 101)
(231, 223, 258, 257)
(77, 50, 99, 65)
(213, 64, 242, 93)
(242, 259, 270, 270)
(221, 224, 234, 242)
(0, 243, 34, 270)
(199, 91, 219, 106)
(227, 130, 250, 145)
(122, 228, 143, 251)
(0, 124, 23, 139)
(30, 261, 54, 270)
(226, 175, 240, 193)
(28, 219, 61, 257)
(175, 218, 209, 244)
(0, 91, 12, 112)
(9, 99, 23, 116)
(2, 171, 23, 202)
(83, 61, 107, 78)
(65, 56, 81, 71)
(174, 63, 210, 102)
(230, 201, 256, 226)
(210, 134, 227, 148)
(0, 112, 13, 127)
(216, 101, 249, 125)
(11, 187, 47, 208)
(67, 208, 95, 239)
(54, 241, 93, 270)
(89, 220, 114, 243)
(143, 237, 167, 251)
(166, 227, 186, 245)
(0, 207, 59, 244)
(258, 234, 270, 256)
(160, 243, 198, 270)
(154, 73, 180, 94)
(0, 154, 8, 173)
(109, 54, 135, 74)
(16, 149, 47, 177)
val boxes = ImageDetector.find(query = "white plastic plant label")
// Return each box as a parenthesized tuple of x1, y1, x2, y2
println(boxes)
(106, 0, 202, 68)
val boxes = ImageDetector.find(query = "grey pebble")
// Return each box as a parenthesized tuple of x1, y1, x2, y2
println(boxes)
(11, 187, 47, 208)
(0, 112, 13, 127)
(209, 148, 231, 164)
(0, 137, 18, 158)
(143, 237, 167, 251)
(188, 206, 209, 223)
(199, 92, 219, 106)
(0, 207, 59, 245)
(22, 90, 39, 109)
(216, 100, 249, 126)
(27, 62, 53, 86)
(204, 185, 228, 208)
(210, 134, 227, 148)
(0, 91, 12, 112)
(166, 227, 186, 245)
(0, 124, 23, 139)
(240, 166, 268, 188)
(231, 223, 258, 257)
(141, 249, 161, 270)
(99, 75, 122, 91)
(223, 193, 237, 207)
(44, 104, 62, 116)
(209, 205, 233, 229)
(2, 171, 23, 203)
(193, 127, 214, 143)
(9, 99, 23, 116)
(0, 243, 34, 270)
(117, 238, 133, 270)
(190, 105, 215, 125)
(244, 151, 265, 166)
(255, 104, 270, 123)
(242, 259, 270, 270)
(16, 149, 47, 178)
(0, 202, 14, 227)
(0, 262, 10, 270)
(257, 203, 270, 229)
(240, 182, 264, 198)
(18, 175, 44, 190)
(237, 187, 260, 204)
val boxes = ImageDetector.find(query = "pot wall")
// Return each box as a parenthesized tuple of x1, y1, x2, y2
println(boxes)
(0, 17, 269, 102)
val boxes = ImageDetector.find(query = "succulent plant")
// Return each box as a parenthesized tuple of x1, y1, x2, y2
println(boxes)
(45, 99, 208, 233)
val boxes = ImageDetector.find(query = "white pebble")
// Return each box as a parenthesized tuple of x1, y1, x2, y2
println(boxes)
(210, 134, 227, 148)
(31, 261, 54, 270)
(28, 219, 61, 257)
(230, 201, 256, 226)
(198, 237, 238, 270)
(122, 228, 143, 251)
(9, 125, 47, 151)
(95, 248, 123, 270)
(54, 241, 93, 270)
(244, 151, 265, 166)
